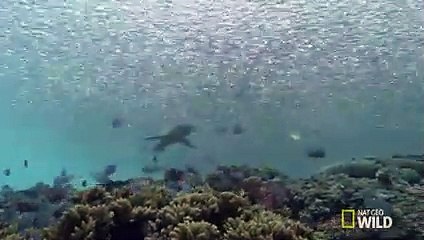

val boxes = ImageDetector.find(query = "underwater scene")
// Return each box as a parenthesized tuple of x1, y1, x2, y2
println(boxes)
(0, 0, 423, 239)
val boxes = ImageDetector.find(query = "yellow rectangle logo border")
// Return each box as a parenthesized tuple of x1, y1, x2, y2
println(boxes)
(341, 209, 355, 229)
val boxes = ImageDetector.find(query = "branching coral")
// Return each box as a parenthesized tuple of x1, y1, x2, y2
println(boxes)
(43, 204, 111, 240)
(223, 207, 312, 240)
(156, 188, 249, 229)
(45, 184, 318, 240)
(168, 220, 221, 240)
(72, 187, 112, 205)
(129, 186, 171, 209)
(43, 199, 157, 240)
(0, 223, 24, 240)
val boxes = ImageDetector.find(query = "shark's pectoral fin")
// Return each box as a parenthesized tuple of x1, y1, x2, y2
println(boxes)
(145, 135, 164, 141)
(180, 138, 196, 149)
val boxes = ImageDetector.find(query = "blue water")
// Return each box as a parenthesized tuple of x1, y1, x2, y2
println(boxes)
(0, 0, 423, 190)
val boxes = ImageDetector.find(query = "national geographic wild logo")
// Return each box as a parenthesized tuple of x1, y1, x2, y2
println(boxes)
(341, 209, 393, 229)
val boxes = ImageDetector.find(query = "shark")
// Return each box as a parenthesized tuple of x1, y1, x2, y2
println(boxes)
(145, 124, 196, 152)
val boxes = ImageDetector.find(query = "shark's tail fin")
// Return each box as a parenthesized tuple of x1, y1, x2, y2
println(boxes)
(145, 135, 163, 140)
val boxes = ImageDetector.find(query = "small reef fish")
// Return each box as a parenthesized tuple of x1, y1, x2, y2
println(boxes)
(142, 156, 164, 174)
(60, 168, 67, 176)
(289, 132, 301, 141)
(81, 179, 87, 187)
(363, 155, 377, 160)
(53, 168, 74, 187)
(232, 123, 244, 135)
(3, 169, 10, 176)
(91, 164, 117, 184)
(24, 160, 28, 168)
(104, 164, 117, 175)
(145, 124, 196, 152)
(184, 165, 199, 175)
(306, 147, 326, 158)
(142, 164, 166, 174)
(111, 117, 124, 128)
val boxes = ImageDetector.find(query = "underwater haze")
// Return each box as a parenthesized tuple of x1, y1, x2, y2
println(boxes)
(0, 0, 423, 190)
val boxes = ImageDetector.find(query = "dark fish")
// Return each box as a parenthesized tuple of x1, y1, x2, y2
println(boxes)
(91, 172, 113, 185)
(24, 160, 28, 168)
(60, 168, 67, 177)
(53, 171, 74, 187)
(306, 147, 326, 158)
(3, 169, 10, 176)
(185, 165, 199, 175)
(104, 165, 117, 175)
(112, 117, 124, 128)
(96, 180, 132, 192)
(363, 155, 377, 160)
(81, 180, 87, 187)
(91, 165, 117, 185)
(145, 124, 196, 152)
(142, 165, 165, 174)
(232, 123, 244, 135)
(142, 156, 163, 173)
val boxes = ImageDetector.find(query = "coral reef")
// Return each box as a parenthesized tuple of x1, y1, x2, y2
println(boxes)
(0, 223, 23, 240)
(43, 186, 311, 240)
(0, 156, 423, 239)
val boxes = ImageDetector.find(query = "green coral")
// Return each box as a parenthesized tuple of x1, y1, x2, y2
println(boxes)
(398, 168, 421, 184)
(224, 207, 312, 240)
(129, 186, 172, 209)
(42, 182, 319, 240)
(0, 223, 24, 240)
(73, 187, 113, 205)
(43, 204, 113, 240)
(43, 198, 156, 240)
(377, 159, 424, 176)
(157, 188, 249, 228)
(168, 220, 220, 240)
